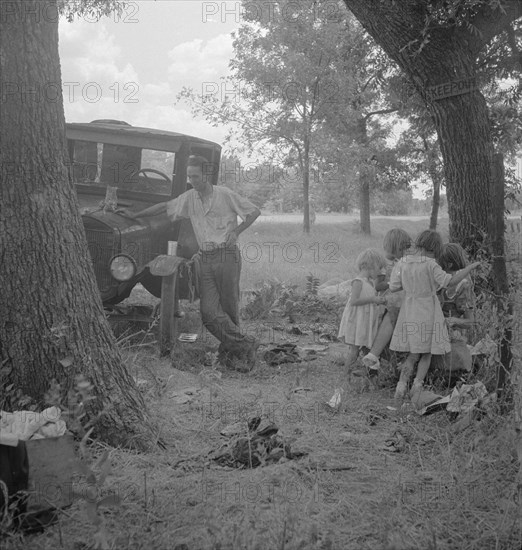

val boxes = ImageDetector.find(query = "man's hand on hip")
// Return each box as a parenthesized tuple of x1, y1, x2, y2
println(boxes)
(225, 230, 238, 248)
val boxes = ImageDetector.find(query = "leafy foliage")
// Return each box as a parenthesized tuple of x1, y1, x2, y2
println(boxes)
(305, 273, 320, 296)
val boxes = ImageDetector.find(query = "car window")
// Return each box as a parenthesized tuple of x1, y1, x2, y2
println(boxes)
(72, 140, 102, 182)
(139, 149, 175, 194)
(71, 140, 174, 196)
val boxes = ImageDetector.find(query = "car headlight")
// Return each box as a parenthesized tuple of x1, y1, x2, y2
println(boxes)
(109, 254, 137, 282)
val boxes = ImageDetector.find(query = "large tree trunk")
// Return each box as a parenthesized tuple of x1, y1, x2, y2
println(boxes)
(0, 0, 152, 449)
(342, 0, 518, 249)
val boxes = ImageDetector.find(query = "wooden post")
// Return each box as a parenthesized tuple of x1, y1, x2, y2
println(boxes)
(488, 153, 512, 398)
(159, 270, 178, 356)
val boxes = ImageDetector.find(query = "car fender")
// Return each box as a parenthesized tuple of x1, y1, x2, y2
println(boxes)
(146, 254, 186, 276)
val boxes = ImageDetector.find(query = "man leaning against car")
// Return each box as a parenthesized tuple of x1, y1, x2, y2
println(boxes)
(132, 155, 261, 370)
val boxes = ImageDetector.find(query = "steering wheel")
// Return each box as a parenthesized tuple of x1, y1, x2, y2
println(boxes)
(133, 168, 171, 186)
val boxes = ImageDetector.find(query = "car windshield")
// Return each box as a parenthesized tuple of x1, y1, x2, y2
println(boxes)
(71, 139, 175, 196)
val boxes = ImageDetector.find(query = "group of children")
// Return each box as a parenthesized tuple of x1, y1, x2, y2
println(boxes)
(329, 229, 480, 408)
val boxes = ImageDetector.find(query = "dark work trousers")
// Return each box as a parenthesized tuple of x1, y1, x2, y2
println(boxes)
(198, 246, 256, 359)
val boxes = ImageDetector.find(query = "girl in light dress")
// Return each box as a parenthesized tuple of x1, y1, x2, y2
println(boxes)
(389, 230, 480, 402)
(327, 248, 387, 408)
(362, 228, 412, 371)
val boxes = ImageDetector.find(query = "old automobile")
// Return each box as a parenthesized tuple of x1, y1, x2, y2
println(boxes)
(67, 119, 222, 308)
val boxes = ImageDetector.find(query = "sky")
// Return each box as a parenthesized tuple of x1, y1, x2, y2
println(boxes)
(58, 1, 522, 195)
(59, 1, 240, 144)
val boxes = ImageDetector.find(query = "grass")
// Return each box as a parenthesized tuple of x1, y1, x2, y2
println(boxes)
(3, 214, 520, 550)
(239, 215, 449, 289)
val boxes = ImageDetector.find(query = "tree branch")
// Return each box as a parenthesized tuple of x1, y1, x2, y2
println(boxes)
(468, 1, 522, 50)
(364, 107, 399, 120)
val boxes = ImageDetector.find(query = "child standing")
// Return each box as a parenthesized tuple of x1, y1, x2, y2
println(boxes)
(327, 249, 387, 408)
(439, 243, 476, 340)
(389, 230, 480, 402)
(435, 243, 477, 374)
(362, 228, 412, 371)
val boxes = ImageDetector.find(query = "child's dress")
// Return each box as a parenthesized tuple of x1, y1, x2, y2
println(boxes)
(440, 278, 474, 343)
(389, 253, 452, 355)
(338, 277, 380, 348)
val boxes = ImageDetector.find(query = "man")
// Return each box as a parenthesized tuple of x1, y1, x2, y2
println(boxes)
(133, 155, 261, 370)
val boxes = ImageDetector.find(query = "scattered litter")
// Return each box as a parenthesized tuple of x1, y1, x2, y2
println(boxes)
(469, 336, 498, 359)
(179, 333, 198, 343)
(367, 410, 387, 426)
(381, 430, 408, 453)
(291, 387, 313, 394)
(411, 390, 444, 413)
(326, 388, 343, 410)
(211, 416, 306, 468)
(417, 394, 450, 416)
(0, 407, 66, 445)
(447, 381, 488, 414)
(263, 343, 301, 366)
(301, 345, 329, 354)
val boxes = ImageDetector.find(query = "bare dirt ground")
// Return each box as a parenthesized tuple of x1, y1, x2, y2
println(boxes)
(8, 297, 519, 550)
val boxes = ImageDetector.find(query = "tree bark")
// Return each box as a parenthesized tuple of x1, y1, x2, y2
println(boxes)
(359, 169, 371, 235)
(429, 178, 441, 231)
(342, 0, 519, 249)
(0, 0, 153, 449)
(424, 138, 442, 231)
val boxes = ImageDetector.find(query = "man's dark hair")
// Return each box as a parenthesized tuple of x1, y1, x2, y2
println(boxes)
(187, 155, 218, 180)
(187, 155, 209, 171)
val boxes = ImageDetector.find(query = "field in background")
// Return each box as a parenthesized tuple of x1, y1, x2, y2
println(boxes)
(239, 215, 450, 290)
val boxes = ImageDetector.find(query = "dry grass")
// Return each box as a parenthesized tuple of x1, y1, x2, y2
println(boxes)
(3, 215, 520, 550)
(239, 215, 449, 289)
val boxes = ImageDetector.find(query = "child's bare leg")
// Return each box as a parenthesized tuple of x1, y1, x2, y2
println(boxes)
(345, 344, 360, 370)
(413, 354, 432, 386)
(327, 345, 359, 409)
(370, 314, 393, 357)
(362, 313, 393, 368)
(410, 353, 432, 406)
(394, 353, 419, 399)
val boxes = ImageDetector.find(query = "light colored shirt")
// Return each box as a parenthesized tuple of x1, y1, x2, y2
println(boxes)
(166, 186, 258, 249)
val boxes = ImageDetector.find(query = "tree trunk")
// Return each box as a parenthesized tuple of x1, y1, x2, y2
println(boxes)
(302, 135, 311, 234)
(359, 169, 371, 235)
(429, 178, 440, 231)
(424, 139, 442, 231)
(0, 0, 153, 449)
(342, 0, 516, 250)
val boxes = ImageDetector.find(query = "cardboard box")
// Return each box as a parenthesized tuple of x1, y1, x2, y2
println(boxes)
(25, 435, 77, 511)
